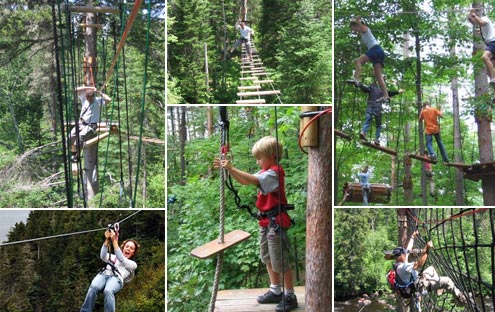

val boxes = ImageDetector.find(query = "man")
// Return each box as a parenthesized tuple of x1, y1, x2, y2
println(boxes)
(419, 101, 449, 163)
(467, 8, 495, 91)
(229, 19, 254, 61)
(347, 79, 404, 145)
(392, 231, 468, 306)
(70, 86, 111, 162)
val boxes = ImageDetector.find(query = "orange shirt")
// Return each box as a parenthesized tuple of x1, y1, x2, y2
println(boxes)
(420, 107, 442, 135)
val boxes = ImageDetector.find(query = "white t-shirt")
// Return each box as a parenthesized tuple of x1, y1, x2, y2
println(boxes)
(254, 169, 278, 195)
(237, 25, 253, 40)
(79, 93, 105, 124)
(361, 28, 379, 50)
(481, 16, 495, 43)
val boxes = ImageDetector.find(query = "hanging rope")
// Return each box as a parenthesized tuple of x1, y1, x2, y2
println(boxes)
(208, 106, 229, 312)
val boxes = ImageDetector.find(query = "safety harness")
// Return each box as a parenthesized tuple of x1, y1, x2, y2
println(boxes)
(100, 222, 121, 277)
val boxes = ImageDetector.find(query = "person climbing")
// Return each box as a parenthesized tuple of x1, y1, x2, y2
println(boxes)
(349, 16, 389, 103)
(229, 19, 254, 61)
(419, 101, 449, 163)
(358, 165, 371, 206)
(213, 136, 298, 312)
(347, 79, 404, 145)
(392, 231, 469, 306)
(80, 228, 139, 312)
(69, 86, 111, 163)
(467, 8, 495, 92)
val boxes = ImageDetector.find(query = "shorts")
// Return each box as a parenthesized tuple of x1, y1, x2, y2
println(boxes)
(259, 226, 292, 273)
(485, 42, 495, 58)
(365, 45, 385, 67)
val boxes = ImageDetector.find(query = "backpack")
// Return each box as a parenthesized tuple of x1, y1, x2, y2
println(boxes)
(387, 263, 415, 298)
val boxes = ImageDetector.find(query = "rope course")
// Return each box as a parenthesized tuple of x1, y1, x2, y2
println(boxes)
(405, 208, 494, 312)
(51, 1, 157, 207)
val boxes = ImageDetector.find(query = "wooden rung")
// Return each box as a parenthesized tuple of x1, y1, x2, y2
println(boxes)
(360, 140, 398, 156)
(238, 86, 261, 90)
(237, 90, 280, 97)
(240, 77, 258, 80)
(69, 6, 119, 14)
(84, 132, 110, 147)
(79, 23, 104, 28)
(251, 72, 268, 76)
(191, 230, 251, 259)
(241, 70, 265, 74)
(253, 80, 274, 84)
(236, 99, 266, 104)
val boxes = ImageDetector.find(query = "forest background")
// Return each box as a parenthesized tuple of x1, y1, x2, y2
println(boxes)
(334, 0, 495, 206)
(0, 209, 165, 311)
(166, 106, 329, 311)
(0, 0, 165, 208)
(167, 0, 331, 104)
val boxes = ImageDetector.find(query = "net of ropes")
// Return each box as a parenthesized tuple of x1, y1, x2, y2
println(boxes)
(406, 208, 494, 311)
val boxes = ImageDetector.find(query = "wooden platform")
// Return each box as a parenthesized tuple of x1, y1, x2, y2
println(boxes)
(360, 140, 397, 156)
(215, 286, 306, 311)
(191, 230, 251, 259)
(406, 153, 438, 164)
(450, 161, 495, 182)
(342, 182, 392, 204)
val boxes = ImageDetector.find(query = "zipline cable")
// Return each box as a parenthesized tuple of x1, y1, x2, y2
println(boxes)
(0, 210, 142, 247)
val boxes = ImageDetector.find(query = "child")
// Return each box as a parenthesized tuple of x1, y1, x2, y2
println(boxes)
(213, 136, 298, 312)
(419, 102, 449, 163)
(349, 16, 390, 103)
(358, 165, 371, 206)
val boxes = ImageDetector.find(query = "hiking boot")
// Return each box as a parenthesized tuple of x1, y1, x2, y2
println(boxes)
(346, 79, 360, 87)
(373, 139, 380, 146)
(257, 290, 283, 304)
(359, 132, 367, 141)
(275, 294, 298, 312)
(429, 154, 437, 161)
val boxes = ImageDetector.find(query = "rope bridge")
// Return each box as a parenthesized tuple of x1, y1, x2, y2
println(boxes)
(406, 208, 494, 311)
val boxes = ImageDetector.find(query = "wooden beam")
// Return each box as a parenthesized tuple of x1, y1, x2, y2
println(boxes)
(78, 23, 104, 28)
(253, 80, 274, 84)
(238, 86, 261, 90)
(84, 132, 110, 147)
(69, 6, 119, 14)
(405, 153, 438, 164)
(236, 99, 266, 104)
(360, 140, 398, 156)
(334, 129, 352, 141)
(237, 90, 280, 97)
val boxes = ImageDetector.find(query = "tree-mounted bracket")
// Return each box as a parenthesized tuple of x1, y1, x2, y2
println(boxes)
(299, 107, 320, 148)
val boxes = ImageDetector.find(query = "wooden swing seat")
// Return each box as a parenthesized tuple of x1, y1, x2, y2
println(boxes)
(405, 153, 438, 164)
(360, 140, 398, 156)
(343, 182, 392, 204)
(191, 230, 251, 259)
(334, 129, 351, 141)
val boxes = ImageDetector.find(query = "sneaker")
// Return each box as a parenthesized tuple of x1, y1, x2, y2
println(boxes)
(429, 154, 437, 161)
(257, 290, 283, 304)
(444, 159, 450, 163)
(275, 294, 298, 312)
(377, 96, 390, 103)
(373, 140, 380, 146)
(71, 155, 79, 163)
(346, 79, 360, 87)
(359, 132, 367, 141)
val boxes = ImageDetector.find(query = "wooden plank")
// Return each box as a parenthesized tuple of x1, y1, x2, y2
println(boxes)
(69, 5, 119, 14)
(238, 86, 261, 90)
(240, 77, 258, 80)
(241, 70, 265, 74)
(78, 23, 104, 28)
(84, 132, 110, 147)
(343, 182, 392, 204)
(237, 90, 280, 97)
(251, 72, 268, 76)
(191, 230, 251, 259)
(334, 129, 352, 141)
(215, 286, 306, 312)
(405, 153, 438, 164)
(236, 99, 266, 104)
(360, 140, 398, 156)
(253, 80, 274, 84)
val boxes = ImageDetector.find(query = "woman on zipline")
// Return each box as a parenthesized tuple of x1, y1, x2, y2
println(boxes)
(349, 16, 390, 103)
(80, 228, 139, 312)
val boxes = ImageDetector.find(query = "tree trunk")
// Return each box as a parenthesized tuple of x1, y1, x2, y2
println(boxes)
(472, 2, 495, 205)
(179, 106, 187, 185)
(83, 2, 98, 201)
(306, 107, 331, 310)
(414, 30, 426, 205)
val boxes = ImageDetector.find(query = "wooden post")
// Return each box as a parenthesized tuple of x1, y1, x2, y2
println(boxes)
(306, 107, 331, 310)
(300, 107, 319, 147)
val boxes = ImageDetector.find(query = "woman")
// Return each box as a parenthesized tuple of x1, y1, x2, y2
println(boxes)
(80, 229, 139, 312)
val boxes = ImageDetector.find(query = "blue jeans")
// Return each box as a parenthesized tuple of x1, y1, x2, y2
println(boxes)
(426, 132, 448, 162)
(80, 273, 123, 312)
(361, 185, 370, 206)
(362, 112, 382, 140)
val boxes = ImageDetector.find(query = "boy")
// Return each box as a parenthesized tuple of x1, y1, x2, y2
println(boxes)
(213, 136, 297, 312)
(419, 101, 449, 163)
